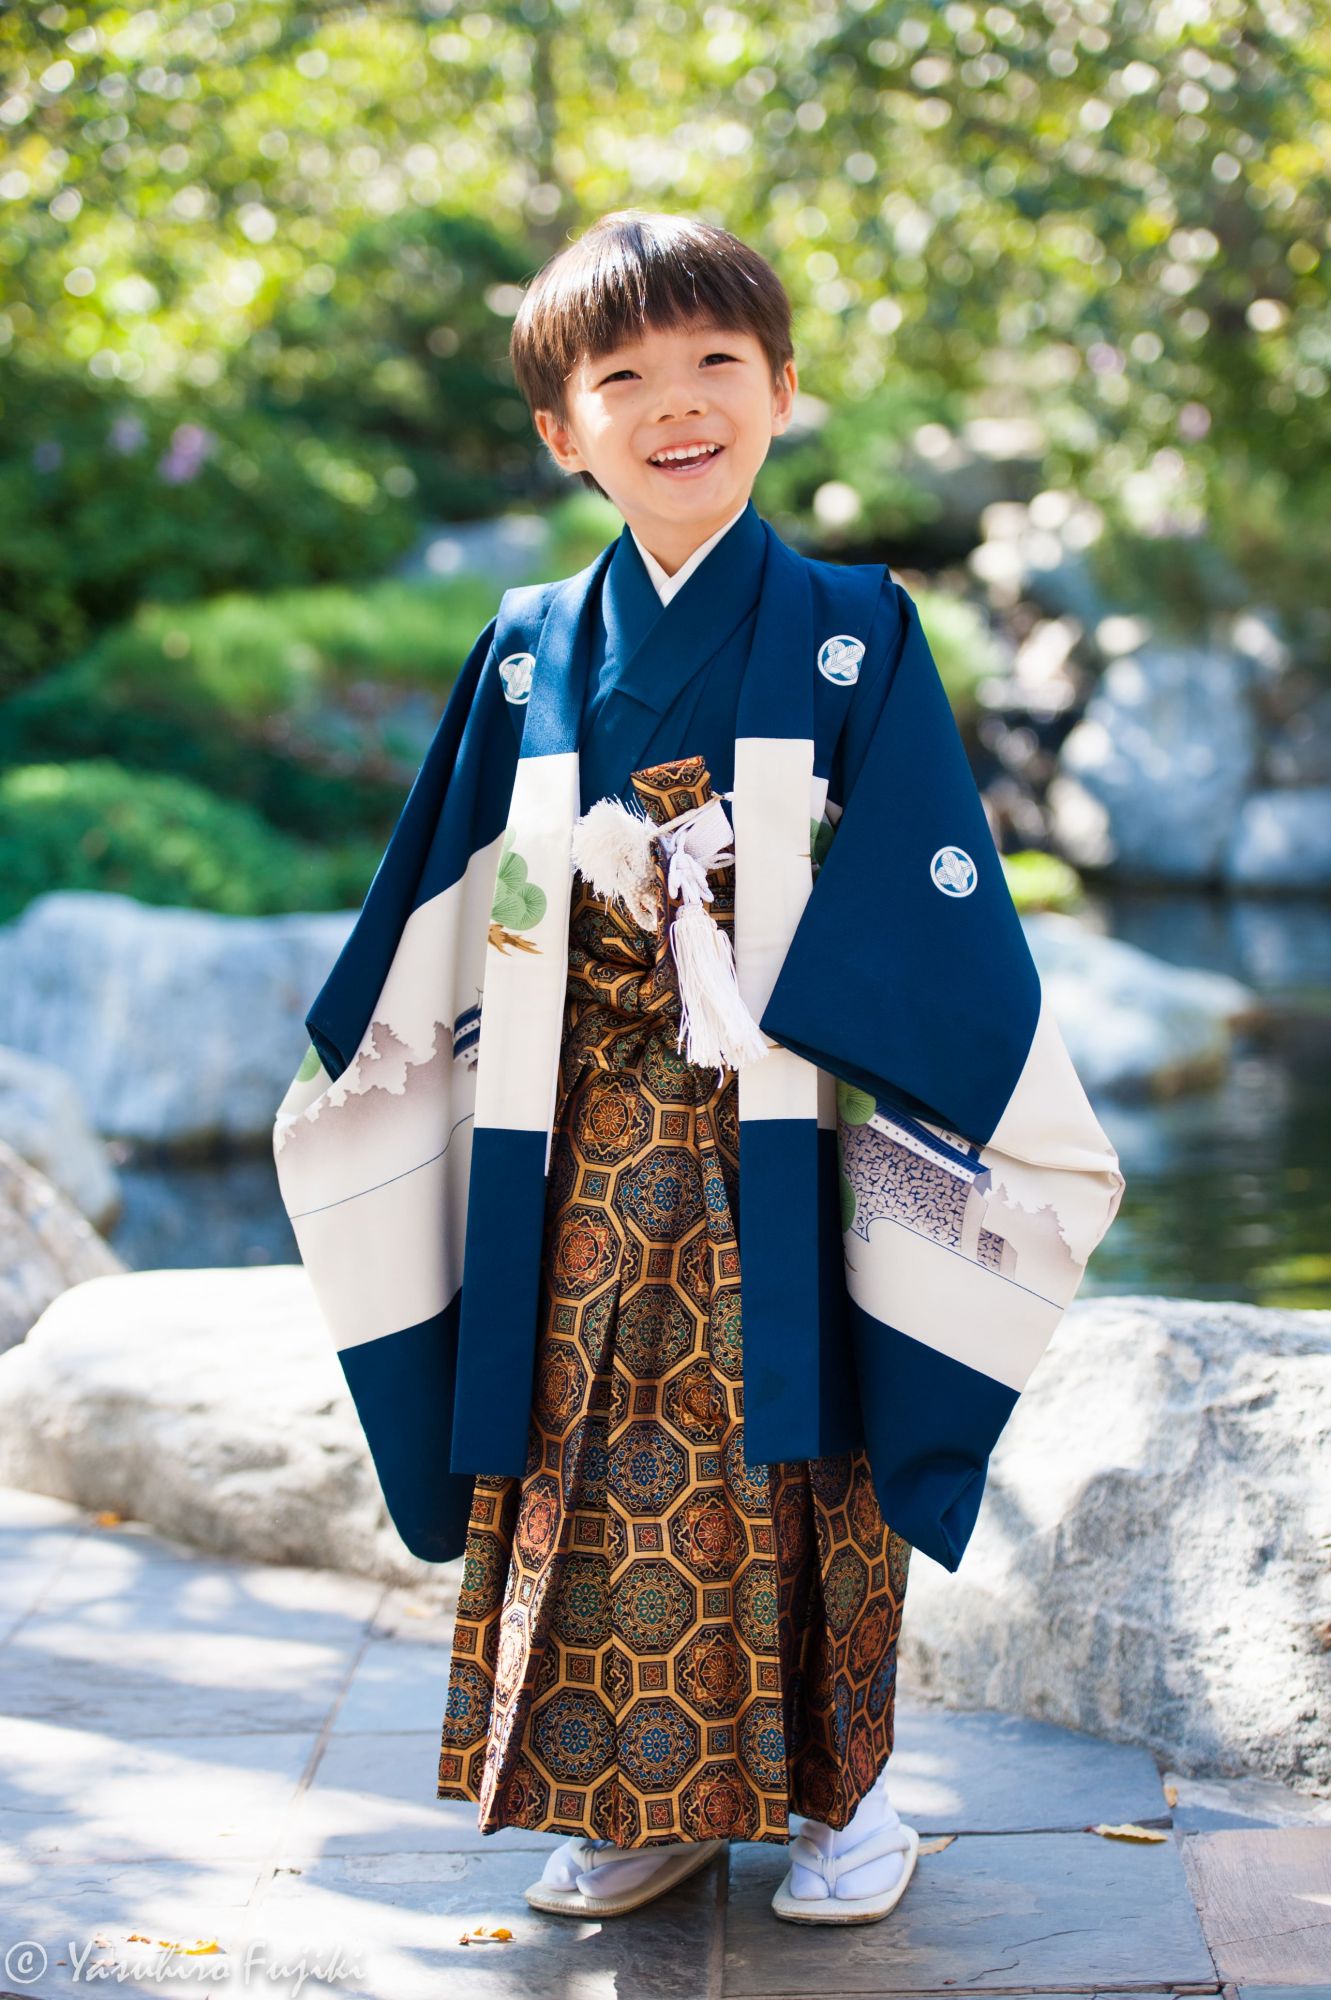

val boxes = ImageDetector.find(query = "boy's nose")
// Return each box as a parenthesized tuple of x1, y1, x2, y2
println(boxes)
(653, 385, 707, 420)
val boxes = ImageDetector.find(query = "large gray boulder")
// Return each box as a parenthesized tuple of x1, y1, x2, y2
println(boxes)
(1223, 787, 1331, 892)
(1048, 645, 1261, 882)
(899, 1295, 1331, 1797)
(0, 1262, 432, 1584)
(1023, 912, 1263, 1098)
(0, 892, 354, 1148)
(0, 1138, 124, 1356)
(0, 1043, 121, 1229)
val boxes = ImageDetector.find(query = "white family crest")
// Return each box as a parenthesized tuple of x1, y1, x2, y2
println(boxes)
(817, 633, 865, 686)
(498, 651, 535, 705)
(930, 845, 977, 896)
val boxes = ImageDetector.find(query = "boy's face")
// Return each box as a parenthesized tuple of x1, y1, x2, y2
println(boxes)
(534, 315, 797, 571)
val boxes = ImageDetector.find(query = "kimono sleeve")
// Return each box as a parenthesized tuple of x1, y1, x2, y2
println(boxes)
(762, 579, 1125, 1572)
(765, 580, 1041, 1141)
(303, 613, 500, 1084)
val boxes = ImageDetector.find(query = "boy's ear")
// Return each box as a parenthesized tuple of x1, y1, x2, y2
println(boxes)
(771, 359, 798, 436)
(534, 407, 584, 475)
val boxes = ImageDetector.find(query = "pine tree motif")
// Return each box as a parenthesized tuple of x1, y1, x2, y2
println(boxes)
(489, 831, 548, 954)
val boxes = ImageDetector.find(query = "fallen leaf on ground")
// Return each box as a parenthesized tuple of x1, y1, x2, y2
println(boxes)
(1090, 1822, 1169, 1842)
(94, 1511, 123, 1527)
(1164, 1782, 1179, 1806)
(458, 1925, 514, 1944)
(918, 1834, 955, 1854)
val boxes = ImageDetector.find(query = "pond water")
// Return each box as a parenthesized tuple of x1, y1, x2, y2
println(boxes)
(104, 889, 1331, 1311)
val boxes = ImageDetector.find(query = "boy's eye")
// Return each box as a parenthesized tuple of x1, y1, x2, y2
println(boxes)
(599, 353, 738, 385)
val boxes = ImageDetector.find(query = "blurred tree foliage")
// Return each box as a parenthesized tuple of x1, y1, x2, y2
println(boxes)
(0, 357, 420, 694)
(3, 3, 1325, 482)
(0, 0, 1328, 697)
(233, 208, 539, 517)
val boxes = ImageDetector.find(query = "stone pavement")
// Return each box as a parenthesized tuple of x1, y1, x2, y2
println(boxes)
(1, 1484, 1328, 2000)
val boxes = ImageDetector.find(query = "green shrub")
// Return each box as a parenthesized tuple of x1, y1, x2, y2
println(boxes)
(0, 761, 378, 924)
(1001, 849, 1085, 913)
(0, 574, 501, 841)
(0, 360, 422, 695)
(540, 491, 626, 579)
(911, 587, 1006, 725)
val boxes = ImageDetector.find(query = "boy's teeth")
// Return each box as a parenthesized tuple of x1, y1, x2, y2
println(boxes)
(650, 444, 720, 463)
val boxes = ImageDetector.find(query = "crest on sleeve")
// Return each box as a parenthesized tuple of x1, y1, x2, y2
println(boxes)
(930, 845, 977, 897)
(498, 651, 535, 705)
(817, 634, 865, 686)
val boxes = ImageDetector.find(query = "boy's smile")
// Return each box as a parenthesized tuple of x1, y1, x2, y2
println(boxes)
(534, 316, 797, 575)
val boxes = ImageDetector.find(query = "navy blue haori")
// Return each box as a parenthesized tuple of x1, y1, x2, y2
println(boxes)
(272, 499, 1124, 1575)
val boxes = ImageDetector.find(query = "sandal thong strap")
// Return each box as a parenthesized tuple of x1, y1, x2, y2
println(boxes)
(789, 1820, 914, 1894)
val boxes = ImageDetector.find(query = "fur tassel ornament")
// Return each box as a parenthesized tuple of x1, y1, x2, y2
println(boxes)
(569, 795, 661, 931)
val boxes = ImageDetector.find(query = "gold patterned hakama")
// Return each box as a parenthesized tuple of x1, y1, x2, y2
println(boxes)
(437, 756, 911, 1847)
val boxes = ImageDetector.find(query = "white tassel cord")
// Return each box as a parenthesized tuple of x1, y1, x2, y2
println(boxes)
(569, 792, 770, 1078)
(668, 898, 770, 1076)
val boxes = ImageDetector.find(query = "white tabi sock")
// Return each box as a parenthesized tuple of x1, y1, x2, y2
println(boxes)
(787, 1768, 907, 1901)
(534, 1834, 694, 1900)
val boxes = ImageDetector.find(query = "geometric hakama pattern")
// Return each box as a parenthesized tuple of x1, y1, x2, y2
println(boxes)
(437, 755, 912, 1846)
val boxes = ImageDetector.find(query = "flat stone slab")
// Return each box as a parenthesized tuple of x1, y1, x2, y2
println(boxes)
(251, 1846, 723, 2000)
(0, 1858, 265, 1997)
(2, 1606, 363, 1737)
(1180, 1827, 1331, 1985)
(725, 1830, 1214, 1995)
(332, 1636, 456, 1735)
(880, 1700, 1168, 1833)
(0, 1513, 385, 1739)
(1164, 1766, 1331, 1833)
(278, 1728, 561, 1860)
(34, 1529, 386, 1636)
(1, 1719, 320, 1865)
(1238, 1990, 1331, 2000)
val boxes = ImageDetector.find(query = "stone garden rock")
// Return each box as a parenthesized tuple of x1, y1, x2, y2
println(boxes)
(1222, 787, 1331, 892)
(0, 1043, 121, 1229)
(394, 509, 553, 587)
(0, 1262, 433, 1584)
(898, 1294, 1331, 1797)
(0, 1137, 123, 1356)
(1023, 911, 1264, 1098)
(0, 891, 355, 1148)
(2, 1266, 1325, 1800)
(1048, 645, 1261, 882)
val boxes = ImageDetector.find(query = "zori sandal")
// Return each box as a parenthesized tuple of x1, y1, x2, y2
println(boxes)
(770, 1818, 920, 1925)
(524, 1834, 727, 1917)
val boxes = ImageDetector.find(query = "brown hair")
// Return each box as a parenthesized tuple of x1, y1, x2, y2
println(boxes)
(510, 209, 794, 498)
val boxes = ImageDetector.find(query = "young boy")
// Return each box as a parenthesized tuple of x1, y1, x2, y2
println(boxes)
(272, 210, 1125, 1928)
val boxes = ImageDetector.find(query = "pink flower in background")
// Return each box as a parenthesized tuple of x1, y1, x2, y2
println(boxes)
(109, 413, 148, 453)
(156, 422, 217, 485)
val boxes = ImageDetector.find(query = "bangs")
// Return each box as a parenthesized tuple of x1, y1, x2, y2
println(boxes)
(510, 210, 793, 425)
